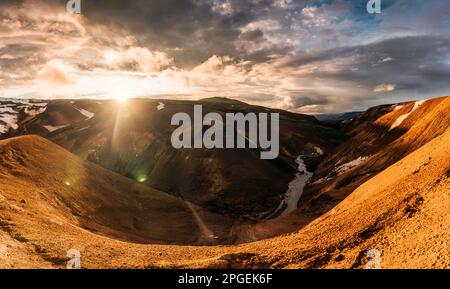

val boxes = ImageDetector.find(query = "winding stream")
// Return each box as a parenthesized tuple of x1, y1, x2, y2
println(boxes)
(267, 155, 313, 218)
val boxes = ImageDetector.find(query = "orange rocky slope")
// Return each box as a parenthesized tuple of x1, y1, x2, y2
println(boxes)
(0, 109, 449, 268)
(302, 96, 449, 215)
(227, 96, 450, 243)
(0, 136, 234, 257)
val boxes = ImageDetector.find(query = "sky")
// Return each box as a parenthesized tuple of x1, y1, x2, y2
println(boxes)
(0, 0, 449, 114)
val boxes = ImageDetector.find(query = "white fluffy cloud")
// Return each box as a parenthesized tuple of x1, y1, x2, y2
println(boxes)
(102, 47, 173, 73)
(373, 84, 396, 93)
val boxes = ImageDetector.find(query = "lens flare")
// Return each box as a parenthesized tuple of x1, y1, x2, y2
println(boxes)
(137, 175, 148, 183)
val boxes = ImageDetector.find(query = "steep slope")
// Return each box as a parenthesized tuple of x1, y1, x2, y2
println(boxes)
(0, 135, 233, 248)
(223, 96, 450, 242)
(10, 98, 345, 218)
(268, 124, 450, 268)
(300, 96, 449, 215)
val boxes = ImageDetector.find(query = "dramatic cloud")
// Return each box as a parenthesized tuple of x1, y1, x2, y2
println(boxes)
(374, 84, 396, 93)
(0, 0, 449, 113)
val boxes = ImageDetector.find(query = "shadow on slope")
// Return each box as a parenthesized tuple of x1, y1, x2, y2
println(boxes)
(0, 135, 233, 246)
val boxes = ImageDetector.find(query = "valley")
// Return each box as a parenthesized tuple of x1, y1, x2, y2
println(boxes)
(0, 95, 449, 268)
(3, 97, 343, 219)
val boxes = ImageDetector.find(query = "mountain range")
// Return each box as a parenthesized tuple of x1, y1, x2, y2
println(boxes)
(0, 95, 448, 268)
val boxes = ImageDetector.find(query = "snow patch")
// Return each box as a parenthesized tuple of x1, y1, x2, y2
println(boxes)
(342, 118, 353, 124)
(25, 106, 46, 116)
(0, 99, 48, 135)
(0, 114, 18, 134)
(157, 102, 165, 110)
(312, 155, 371, 185)
(310, 176, 332, 185)
(313, 146, 324, 156)
(333, 156, 369, 175)
(43, 124, 69, 132)
(0, 98, 47, 106)
(75, 107, 95, 119)
(0, 106, 15, 114)
(389, 100, 426, 131)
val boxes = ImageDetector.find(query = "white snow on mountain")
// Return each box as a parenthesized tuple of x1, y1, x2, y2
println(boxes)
(0, 106, 15, 114)
(390, 100, 426, 131)
(333, 156, 370, 175)
(43, 124, 69, 132)
(313, 146, 324, 156)
(24, 107, 47, 116)
(0, 114, 18, 134)
(157, 102, 165, 110)
(0, 99, 48, 135)
(75, 107, 95, 119)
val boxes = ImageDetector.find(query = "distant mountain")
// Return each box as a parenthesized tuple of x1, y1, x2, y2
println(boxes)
(0, 99, 47, 137)
(200, 97, 248, 105)
(315, 111, 362, 122)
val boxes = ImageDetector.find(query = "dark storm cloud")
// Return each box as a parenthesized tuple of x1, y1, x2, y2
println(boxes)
(280, 35, 450, 97)
(239, 29, 264, 41)
(72, 0, 323, 66)
(288, 92, 331, 108)
(76, 0, 276, 66)
(0, 43, 45, 80)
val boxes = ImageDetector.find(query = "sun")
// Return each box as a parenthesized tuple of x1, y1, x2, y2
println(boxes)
(104, 76, 134, 103)
(115, 95, 128, 103)
(110, 87, 129, 103)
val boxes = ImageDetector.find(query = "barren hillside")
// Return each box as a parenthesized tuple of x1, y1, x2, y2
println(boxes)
(0, 136, 233, 251)
(0, 117, 449, 268)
